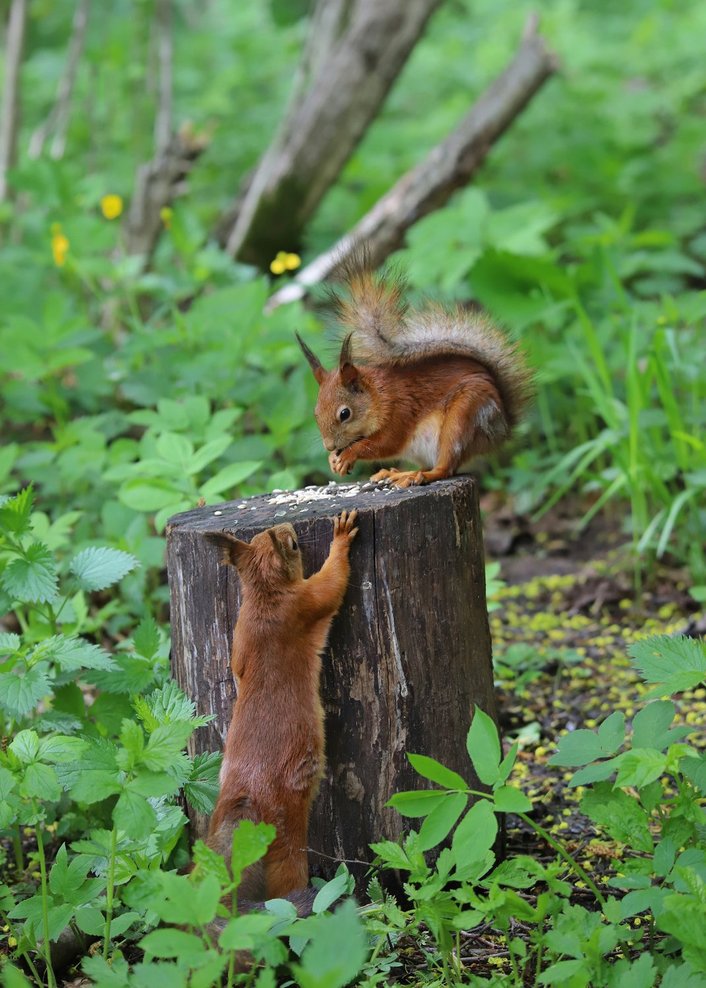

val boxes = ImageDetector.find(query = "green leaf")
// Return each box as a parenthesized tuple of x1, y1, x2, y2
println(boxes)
(119, 479, 182, 512)
(580, 784, 654, 852)
(493, 786, 532, 813)
(632, 700, 689, 751)
(70, 546, 139, 591)
(140, 927, 205, 960)
(10, 729, 40, 763)
(133, 615, 160, 659)
(192, 839, 230, 886)
(614, 749, 667, 789)
(218, 912, 277, 951)
(231, 820, 276, 885)
(2, 542, 58, 602)
(0, 664, 51, 716)
(200, 461, 262, 499)
(291, 899, 367, 988)
(184, 751, 222, 814)
(368, 840, 413, 872)
(0, 631, 21, 653)
(550, 712, 625, 767)
(0, 487, 34, 536)
(466, 707, 501, 785)
(407, 753, 468, 791)
(156, 431, 194, 467)
(451, 799, 498, 873)
(417, 792, 468, 851)
(36, 635, 115, 672)
(189, 436, 232, 474)
(628, 635, 706, 696)
(387, 789, 449, 818)
(142, 721, 193, 771)
(23, 761, 61, 801)
(312, 869, 351, 914)
(682, 753, 706, 795)
(38, 735, 87, 763)
(113, 789, 157, 839)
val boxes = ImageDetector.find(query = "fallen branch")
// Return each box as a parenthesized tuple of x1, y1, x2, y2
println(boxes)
(218, 0, 443, 266)
(267, 16, 558, 311)
(0, 0, 28, 202)
(28, 0, 91, 160)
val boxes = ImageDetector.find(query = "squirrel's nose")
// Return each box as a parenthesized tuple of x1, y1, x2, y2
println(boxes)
(323, 439, 336, 452)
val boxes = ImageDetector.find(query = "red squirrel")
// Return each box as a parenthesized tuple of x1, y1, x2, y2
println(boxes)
(204, 510, 358, 912)
(297, 260, 533, 488)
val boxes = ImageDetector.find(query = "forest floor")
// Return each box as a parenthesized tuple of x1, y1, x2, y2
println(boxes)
(402, 493, 706, 982)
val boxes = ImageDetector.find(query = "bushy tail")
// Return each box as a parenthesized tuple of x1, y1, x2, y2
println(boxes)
(330, 256, 534, 429)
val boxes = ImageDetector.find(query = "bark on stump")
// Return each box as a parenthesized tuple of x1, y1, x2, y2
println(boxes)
(167, 476, 497, 882)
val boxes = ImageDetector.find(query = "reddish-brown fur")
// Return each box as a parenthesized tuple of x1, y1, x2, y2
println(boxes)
(204, 511, 358, 906)
(297, 264, 532, 488)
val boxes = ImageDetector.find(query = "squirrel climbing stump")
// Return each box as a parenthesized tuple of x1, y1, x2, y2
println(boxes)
(167, 476, 498, 882)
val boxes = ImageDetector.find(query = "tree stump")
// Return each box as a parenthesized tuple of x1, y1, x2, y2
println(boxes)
(166, 476, 497, 882)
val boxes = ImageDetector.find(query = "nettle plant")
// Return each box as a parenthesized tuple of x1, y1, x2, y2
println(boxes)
(366, 635, 706, 987)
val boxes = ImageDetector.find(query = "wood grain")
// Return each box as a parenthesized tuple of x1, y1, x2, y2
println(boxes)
(167, 476, 497, 881)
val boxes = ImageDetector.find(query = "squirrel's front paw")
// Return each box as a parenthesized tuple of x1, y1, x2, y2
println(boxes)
(333, 509, 359, 543)
(329, 448, 356, 476)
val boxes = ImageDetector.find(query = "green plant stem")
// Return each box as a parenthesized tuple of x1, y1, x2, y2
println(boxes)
(12, 825, 24, 873)
(35, 826, 57, 988)
(518, 812, 606, 908)
(103, 825, 118, 960)
(21, 947, 43, 987)
(504, 927, 522, 986)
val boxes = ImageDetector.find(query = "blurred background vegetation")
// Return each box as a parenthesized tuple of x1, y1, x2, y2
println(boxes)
(1, 0, 705, 633)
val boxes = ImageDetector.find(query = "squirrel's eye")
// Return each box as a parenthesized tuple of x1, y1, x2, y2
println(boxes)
(338, 406, 351, 422)
(291, 539, 298, 551)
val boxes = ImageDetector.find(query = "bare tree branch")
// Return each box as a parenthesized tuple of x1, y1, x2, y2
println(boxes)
(0, 0, 28, 202)
(125, 0, 208, 264)
(218, 0, 444, 266)
(267, 16, 558, 311)
(29, 0, 91, 160)
(153, 0, 173, 156)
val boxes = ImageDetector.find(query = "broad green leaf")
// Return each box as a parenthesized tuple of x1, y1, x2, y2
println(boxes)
(140, 927, 205, 960)
(368, 840, 413, 871)
(231, 820, 276, 884)
(189, 436, 232, 474)
(0, 631, 21, 653)
(614, 749, 667, 789)
(417, 792, 468, 851)
(0, 487, 34, 536)
(581, 784, 653, 852)
(466, 707, 501, 785)
(192, 839, 230, 886)
(142, 721, 193, 771)
(407, 753, 468, 791)
(291, 899, 366, 988)
(38, 735, 87, 763)
(133, 615, 160, 659)
(451, 799, 498, 872)
(22, 761, 61, 801)
(184, 751, 222, 814)
(218, 912, 278, 951)
(312, 869, 351, 914)
(2, 542, 58, 603)
(628, 635, 706, 696)
(632, 700, 689, 751)
(682, 753, 706, 795)
(551, 712, 625, 768)
(493, 786, 532, 813)
(568, 756, 623, 787)
(113, 789, 157, 839)
(0, 664, 51, 716)
(35, 635, 114, 672)
(200, 461, 262, 499)
(70, 546, 139, 592)
(119, 478, 181, 512)
(10, 729, 40, 763)
(386, 789, 448, 818)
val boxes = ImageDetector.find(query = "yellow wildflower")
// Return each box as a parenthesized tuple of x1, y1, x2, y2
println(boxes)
(160, 206, 173, 229)
(100, 194, 123, 220)
(270, 250, 301, 275)
(8, 936, 17, 948)
(51, 227, 70, 267)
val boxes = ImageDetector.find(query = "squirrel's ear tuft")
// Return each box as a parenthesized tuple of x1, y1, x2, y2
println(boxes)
(296, 332, 325, 384)
(204, 532, 252, 570)
(339, 334, 360, 389)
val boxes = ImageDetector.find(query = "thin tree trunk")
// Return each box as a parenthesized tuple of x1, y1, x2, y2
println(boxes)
(218, 0, 444, 267)
(0, 0, 28, 202)
(28, 0, 91, 160)
(267, 16, 557, 311)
